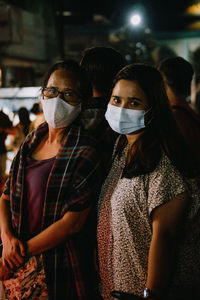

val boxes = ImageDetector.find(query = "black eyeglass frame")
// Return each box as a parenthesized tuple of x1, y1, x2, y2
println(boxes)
(42, 87, 82, 105)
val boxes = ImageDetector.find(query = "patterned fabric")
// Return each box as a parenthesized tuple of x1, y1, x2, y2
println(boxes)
(3, 122, 102, 299)
(3, 255, 48, 300)
(97, 144, 200, 299)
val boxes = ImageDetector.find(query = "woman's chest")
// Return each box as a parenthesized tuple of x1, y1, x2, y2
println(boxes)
(32, 142, 60, 160)
(110, 176, 149, 221)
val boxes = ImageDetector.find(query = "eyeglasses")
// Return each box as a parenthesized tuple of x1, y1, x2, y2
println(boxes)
(42, 87, 81, 106)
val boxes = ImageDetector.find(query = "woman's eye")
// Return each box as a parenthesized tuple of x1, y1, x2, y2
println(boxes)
(47, 88, 55, 93)
(64, 91, 73, 97)
(112, 97, 121, 104)
(130, 100, 139, 107)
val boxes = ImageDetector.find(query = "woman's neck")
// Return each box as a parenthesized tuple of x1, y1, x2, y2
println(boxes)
(126, 133, 141, 164)
(126, 132, 141, 148)
(47, 126, 66, 145)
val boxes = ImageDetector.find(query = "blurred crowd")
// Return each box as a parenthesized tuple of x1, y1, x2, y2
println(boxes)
(0, 103, 45, 194)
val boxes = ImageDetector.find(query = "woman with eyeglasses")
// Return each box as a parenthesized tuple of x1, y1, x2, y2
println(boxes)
(97, 64, 200, 300)
(0, 60, 102, 299)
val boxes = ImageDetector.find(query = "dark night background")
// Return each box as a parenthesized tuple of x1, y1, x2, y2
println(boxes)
(0, 0, 199, 88)
(6, 0, 190, 31)
(55, 0, 189, 31)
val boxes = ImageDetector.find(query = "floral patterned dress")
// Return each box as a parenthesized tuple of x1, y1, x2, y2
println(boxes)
(3, 255, 48, 300)
(97, 145, 200, 299)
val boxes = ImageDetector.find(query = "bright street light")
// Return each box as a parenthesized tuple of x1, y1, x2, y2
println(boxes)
(130, 14, 142, 26)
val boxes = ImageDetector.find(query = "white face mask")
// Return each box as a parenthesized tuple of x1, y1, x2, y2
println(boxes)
(105, 103, 146, 134)
(41, 97, 81, 128)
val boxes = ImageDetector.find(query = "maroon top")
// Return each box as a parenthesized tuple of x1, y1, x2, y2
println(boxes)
(25, 156, 55, 237)
(171, 100, 200, 160)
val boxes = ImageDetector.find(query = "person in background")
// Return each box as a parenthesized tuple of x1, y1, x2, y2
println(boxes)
(0, 110, 13, 195)
(190, 72, 200, 115)
(6, 107, 31, 155)
(190, 46, 200, 114)
(158, 56, 200, 161)
(0, 60, 102, 299)
(97, 63, 200, 300)
(18, 107, 31, 136)
(151, 46, 177, 67)
(29, 102, 45, 132)
(80, 46, 125, 174)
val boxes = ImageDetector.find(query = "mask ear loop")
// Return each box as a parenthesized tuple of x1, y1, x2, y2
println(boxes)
(144, 107, 154, 126)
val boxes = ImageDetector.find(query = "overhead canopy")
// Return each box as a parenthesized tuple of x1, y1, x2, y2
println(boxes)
(0, 86, 41, 112)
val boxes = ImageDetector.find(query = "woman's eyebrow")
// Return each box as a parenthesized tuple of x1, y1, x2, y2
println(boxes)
(128, 97, 143, 102)
(48, 86, 73, 91)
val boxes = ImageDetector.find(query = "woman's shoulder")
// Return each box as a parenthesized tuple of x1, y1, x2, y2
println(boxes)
(72, 124, 99, 145)
(64, 124, 101, 157)
(156, 152, 178, 170)
(150, 152, 183, 182)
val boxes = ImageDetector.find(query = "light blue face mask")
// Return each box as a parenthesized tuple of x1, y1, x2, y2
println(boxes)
(105, 103, 146, 134)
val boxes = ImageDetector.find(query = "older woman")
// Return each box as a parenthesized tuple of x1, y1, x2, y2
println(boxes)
(97, 64, 200, 300)
(0, 60, 102, 299)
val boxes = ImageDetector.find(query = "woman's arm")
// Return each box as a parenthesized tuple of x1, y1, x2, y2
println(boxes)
(27, 206, 91, 256)
(0, 194, 11, 236)
(146, 192, 189, 300)
(1, 192, 91, 266)
(0, 194, 25, 269)
(0, 258, 12, 280)
(3, 127, 18, 135)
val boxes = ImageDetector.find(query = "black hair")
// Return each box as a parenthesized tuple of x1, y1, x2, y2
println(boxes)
(158, 56, 194, 97)
(18, 107, 30, 136)
(152, 46, 177, 66)
(80, 46, 125, 97)
(113, 63, 199, 179)
(30, 103, 40, 114)
(42, 59, 92, 105)
(0, 110, 12, 128)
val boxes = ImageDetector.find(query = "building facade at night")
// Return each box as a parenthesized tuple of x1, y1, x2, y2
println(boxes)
(0, 1, 59, 87)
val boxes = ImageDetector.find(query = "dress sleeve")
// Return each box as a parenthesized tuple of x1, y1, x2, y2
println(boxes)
(147, 155, 188, 216)
(66, 145, 102, 212)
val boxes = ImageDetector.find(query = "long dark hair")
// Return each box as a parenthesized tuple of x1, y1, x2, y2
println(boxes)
(113, 63, 199, 179)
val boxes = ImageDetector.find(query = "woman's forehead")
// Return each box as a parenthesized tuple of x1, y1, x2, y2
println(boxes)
(113, 80, 146, 97)
(47, 69, 77, 88)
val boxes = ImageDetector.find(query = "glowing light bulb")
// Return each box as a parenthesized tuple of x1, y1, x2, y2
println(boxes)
(130, 14, 141, 26)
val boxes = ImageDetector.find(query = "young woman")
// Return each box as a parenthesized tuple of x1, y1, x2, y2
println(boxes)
(0, 60, 102, 299)
(97, 64, 200, 300)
